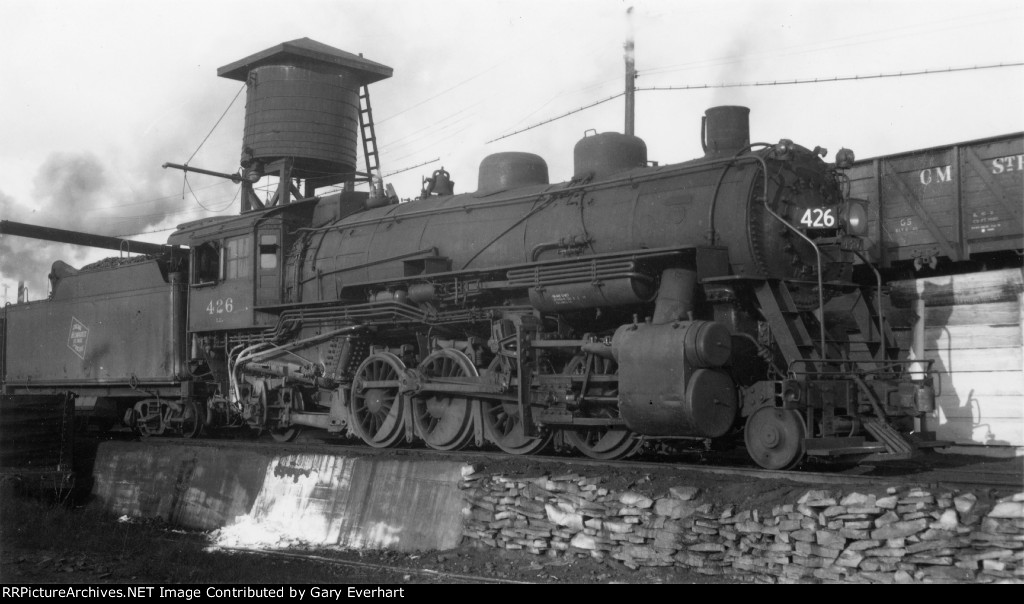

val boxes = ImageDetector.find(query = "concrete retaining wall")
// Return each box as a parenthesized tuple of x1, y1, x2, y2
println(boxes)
(89, 442, 469, 552)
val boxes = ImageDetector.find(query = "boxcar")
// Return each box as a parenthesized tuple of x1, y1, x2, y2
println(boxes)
(846, 132, 1023, 271)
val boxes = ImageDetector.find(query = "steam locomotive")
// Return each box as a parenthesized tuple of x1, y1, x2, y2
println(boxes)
(0, 39, 938, 469)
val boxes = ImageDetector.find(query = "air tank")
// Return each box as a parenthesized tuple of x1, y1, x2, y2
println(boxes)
(218, 38, 392, 185)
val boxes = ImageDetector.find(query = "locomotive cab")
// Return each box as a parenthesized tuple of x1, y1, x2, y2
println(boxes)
(169, 199, 317, 332)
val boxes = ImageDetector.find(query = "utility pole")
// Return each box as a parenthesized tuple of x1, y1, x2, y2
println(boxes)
(624, 7, 636, 136)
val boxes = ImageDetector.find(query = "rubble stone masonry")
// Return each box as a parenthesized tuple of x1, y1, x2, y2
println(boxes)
(458, 470, 1024, 584)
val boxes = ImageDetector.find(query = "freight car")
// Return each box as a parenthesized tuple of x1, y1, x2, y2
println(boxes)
(845, 132, 1023, 275)
(1, 39, 942, 469)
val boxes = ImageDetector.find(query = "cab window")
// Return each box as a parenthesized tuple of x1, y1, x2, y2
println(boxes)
(259, 234, 279, 270)
(224, 236, 252, 280)
(193, 242, 219, 285)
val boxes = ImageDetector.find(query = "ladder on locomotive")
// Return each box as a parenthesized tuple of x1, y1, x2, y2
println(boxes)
(754, 279, 901, 376)
(358, 85, 381, 182)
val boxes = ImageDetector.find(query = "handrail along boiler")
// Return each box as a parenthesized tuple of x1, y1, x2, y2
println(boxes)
(0, 39, 937, 469)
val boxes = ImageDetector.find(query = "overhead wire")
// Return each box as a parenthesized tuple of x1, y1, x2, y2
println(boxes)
(178, 83, 246, 211)
(487, 62, 1024, 143)
(184, 83, 246, 167)
(375, 61, 506, 126)
(641, 8, 1024, 78)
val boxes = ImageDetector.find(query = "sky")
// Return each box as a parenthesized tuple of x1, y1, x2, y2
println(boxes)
(1, 0, 1022, 299)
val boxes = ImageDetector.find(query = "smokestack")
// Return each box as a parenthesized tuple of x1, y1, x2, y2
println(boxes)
(624, 7, 636, 136)
(702, 106, 750, 159)
(17, 281, 27, 304)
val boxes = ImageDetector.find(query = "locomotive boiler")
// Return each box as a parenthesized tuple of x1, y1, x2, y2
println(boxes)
(0, 38, 938, 469)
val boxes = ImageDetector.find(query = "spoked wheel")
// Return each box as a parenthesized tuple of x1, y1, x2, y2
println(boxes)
(560, 356, 641, 460)
(412, 349, 478, 451)
(744, 407, 807, 470)
(481, 358, 552, 455)
(270, 388, 302, 443)
(350, 352, 409, 448)
(178, 399, 203, 439)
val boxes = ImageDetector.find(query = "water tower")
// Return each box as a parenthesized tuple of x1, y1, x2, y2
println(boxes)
(217, 38, 392, 211)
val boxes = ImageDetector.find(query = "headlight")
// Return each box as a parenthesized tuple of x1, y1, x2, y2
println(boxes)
(842, 199, 869, 236)
(835, 148, 855, 169)
(773, 139, 794, 160)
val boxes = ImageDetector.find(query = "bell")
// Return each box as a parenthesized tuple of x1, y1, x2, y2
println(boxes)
(430, 168, 454, 196)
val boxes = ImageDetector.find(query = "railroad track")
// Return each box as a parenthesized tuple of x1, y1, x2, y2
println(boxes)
(88, 432, 1024, 492)
(213, 547, 533, 585)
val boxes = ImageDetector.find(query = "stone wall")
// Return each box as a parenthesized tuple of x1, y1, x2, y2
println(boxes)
(459, 470, 1023, 584)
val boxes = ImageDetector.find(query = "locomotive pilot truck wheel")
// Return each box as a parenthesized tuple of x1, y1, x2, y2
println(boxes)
(744, 407, 807, 470)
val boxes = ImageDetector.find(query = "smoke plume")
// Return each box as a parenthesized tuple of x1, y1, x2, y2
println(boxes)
(0, 148, 200, 299)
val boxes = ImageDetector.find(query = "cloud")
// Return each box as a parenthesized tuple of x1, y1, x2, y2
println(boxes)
(1, 146, 220, 298)
(0, 187, 87, 299)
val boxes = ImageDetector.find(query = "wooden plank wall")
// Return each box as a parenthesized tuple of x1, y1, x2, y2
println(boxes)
(888, 268, 1023, 453)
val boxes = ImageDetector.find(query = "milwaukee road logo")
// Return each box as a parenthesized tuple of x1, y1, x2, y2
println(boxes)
(68, 317, 89, 360)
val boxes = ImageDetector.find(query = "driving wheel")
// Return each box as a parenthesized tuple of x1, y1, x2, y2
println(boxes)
(481, 358, 551, 455)
(412, 349, 478, 451)
(350, 352, 409, 448)
(561, 356, 640, 460)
